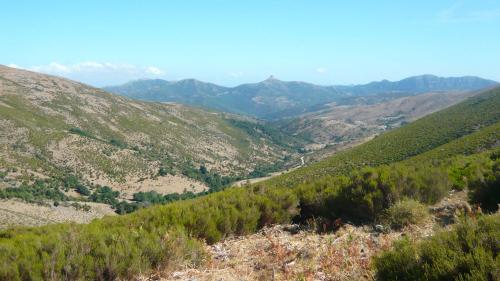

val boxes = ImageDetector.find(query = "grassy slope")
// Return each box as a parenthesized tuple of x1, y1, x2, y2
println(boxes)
(0, 66, 301, 188)
(264, 86, 500, 188)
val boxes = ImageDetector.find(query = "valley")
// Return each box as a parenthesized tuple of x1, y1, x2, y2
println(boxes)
(3, 2, 500, 280)
(0, 64, 498, 225)
(0, 65, 499, 281)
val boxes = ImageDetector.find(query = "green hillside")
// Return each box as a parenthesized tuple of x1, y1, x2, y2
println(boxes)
(265, 86, 500, 188)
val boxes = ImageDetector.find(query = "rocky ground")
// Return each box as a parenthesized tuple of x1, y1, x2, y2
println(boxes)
(139, 191, 469, 281)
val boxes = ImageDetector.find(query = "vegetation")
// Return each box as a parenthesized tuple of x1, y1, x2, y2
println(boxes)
(180, 164, 239, 192)
(0, 67, 302, 194)
(1, 71, 499, 280)
(2, 146, 498, 279)
(374, 214, 500, 281)
(75, 184, 91, 196)
(467, 152, 500, 212)
(0, 180, 68, 203)
(228, 119, 306, 150)
(267, 88, 500, 188)
(68, 127, 95, 139)
(89, 186, 120, 205)
(382, 199, 429, 230)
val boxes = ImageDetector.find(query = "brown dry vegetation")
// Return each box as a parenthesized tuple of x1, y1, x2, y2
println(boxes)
(139, 191, 472, 281)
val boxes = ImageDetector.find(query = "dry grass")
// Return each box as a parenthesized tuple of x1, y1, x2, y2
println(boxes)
(0, 199, 115, 229)
(141, 222, 434, 281)
(138, 191, 474, 281)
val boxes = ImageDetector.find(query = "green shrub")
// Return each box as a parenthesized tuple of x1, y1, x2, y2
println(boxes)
(268, 88, 500, 189)
(294, 162, 451, 223)
(68, 127, 94, 139)
(109, 138, 127, 148)
(382, 199, 429, 229)
(374, 214, 500, 281)
(75, 184, 91, 196)
(468, 158, 500, 212)
(89, 186, 119, 205)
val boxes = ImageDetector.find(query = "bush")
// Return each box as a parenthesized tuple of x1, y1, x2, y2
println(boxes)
(68, 127, 94, 138)
(75, 184, 91, 196)
(89, 186, 119, 205)
(374, 214, 500, 281)
(0, 185, 298, 280)
(0, 148, 497, 279)
(468, 159, 500, 212)
(382, 199, 429, 229)
(294, 162, 451, 223)
(109, 138, 127, 148)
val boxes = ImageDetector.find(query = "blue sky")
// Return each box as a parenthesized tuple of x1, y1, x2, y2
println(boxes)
(1, 0, 500, 86)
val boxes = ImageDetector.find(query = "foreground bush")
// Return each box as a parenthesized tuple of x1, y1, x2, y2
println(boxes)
(468, 156, 500, 212)
(294, 162, 451, 223)
(0, 224, 206, 281)
(374, 214, 500, 281)
(382, 199, 429, 229)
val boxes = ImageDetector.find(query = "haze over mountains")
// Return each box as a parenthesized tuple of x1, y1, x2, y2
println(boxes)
(105, 74, 497, 119)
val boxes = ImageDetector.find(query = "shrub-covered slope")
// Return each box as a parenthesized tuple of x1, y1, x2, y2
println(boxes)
(1, 141, 499, 280)
(265, 86, 500, 188)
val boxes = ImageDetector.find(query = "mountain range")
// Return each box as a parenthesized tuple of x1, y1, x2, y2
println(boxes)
(105, 74, 497, 119)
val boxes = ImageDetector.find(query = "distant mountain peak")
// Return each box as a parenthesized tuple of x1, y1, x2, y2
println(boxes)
(265, 75, 278, 81)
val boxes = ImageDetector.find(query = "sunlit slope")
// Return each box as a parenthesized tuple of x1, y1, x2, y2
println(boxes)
(0, 65, 299, 191)
(265, 86, 500, 187)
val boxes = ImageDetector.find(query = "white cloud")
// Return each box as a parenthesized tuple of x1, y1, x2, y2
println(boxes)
(146, 66, 165, 75)
(9, 61, 167, 86)
(32, 62, 72, 73)
(315, 67, 328, 74)
(229, 71, 243, 78)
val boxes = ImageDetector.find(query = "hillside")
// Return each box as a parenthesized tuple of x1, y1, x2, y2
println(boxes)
(277, 90, 477, 148)
(105, 75, 497, 119)
(0, 126, 498, 280)
(0, 65, 303, 200)
(265, 85, 500, 187)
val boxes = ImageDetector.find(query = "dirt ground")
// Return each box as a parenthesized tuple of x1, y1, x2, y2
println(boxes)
(140, 191, 470, 281)
(0, 199, 115, 229)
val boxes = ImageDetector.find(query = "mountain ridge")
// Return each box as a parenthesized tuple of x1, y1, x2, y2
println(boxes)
(105, 74, 497, 119)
